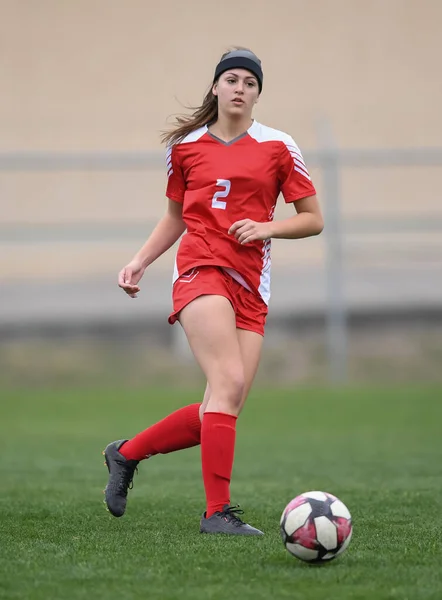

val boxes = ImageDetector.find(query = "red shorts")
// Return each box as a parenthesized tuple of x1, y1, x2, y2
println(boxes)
(168, 266, 268, 336)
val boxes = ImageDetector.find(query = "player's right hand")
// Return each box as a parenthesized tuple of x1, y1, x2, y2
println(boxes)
(118, 260, 145, 298)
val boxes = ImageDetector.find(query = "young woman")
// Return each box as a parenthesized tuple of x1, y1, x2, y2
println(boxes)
(103, 48, 323, 536)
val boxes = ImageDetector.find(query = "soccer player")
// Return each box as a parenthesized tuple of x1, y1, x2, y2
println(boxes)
(103, 48, 323, 535)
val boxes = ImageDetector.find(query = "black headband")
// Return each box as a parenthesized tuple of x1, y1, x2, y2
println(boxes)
(213, 51, 263, 93)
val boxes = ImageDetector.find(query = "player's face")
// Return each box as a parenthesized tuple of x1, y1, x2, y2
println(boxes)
(213, 69, 260, 117)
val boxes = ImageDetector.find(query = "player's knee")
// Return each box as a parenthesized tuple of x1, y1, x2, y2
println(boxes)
(217, 367, 245, 412)
(205, 365, 245, 414)
(228, 372, 246, 407)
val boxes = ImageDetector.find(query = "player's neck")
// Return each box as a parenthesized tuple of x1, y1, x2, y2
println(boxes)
(208, 117, 253, 144)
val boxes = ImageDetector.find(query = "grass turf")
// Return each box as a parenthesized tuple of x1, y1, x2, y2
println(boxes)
(1, 386, 442, 600)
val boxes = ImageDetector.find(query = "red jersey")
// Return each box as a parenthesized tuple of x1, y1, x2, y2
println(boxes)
(165, 120, 316, 305)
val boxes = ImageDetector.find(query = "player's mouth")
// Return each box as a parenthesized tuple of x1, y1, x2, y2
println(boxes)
(232, 98, 244, 105)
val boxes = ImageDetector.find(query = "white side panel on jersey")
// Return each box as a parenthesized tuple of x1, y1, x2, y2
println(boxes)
(258, 238, 271, 305)
(283, 502, 312, 536)
(285, 543, 318, 562)
(330, 500, 352, 520)
(257, 202, 275, 305)
(248, 121, 311, 180)
(314, 516, 338, 550)
(302, 491, 328, 502)
(172, 257, 179, 284)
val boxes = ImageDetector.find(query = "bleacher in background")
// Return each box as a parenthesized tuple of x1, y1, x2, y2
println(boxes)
(1, 0, 442, 382)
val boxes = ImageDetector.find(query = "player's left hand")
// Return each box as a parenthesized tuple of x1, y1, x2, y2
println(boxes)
(228, 219, 273, 245)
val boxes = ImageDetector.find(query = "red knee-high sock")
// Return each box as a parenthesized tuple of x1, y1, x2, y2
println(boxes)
(120, 403, 201, 461)
(201, 411, 237, 518)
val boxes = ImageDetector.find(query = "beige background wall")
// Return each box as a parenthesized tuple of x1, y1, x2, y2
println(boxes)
(2, 0, 442, 150)
(1, 0, 441, 281)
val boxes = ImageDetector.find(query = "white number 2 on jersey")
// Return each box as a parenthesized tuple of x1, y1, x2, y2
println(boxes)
(211, 179, 231, 210)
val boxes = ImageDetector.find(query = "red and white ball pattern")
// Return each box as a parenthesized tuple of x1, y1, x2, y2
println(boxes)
(280, 491, 352, 563)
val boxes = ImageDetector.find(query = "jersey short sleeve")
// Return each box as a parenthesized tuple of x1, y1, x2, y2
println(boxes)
(165, 145, 186, 203)
(279, 136, 316, 202)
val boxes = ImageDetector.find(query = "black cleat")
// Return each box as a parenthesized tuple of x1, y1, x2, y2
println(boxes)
(103, 440, 139, 517)
(200, 505, 264, 536)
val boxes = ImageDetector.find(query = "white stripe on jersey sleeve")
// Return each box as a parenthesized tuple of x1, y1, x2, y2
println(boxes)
(293, 157, 310, 174)
(288, 147, 305, 163)
(165, 146, 174, 179)
(295, 166, 311, 180)
(248, 121, 312, 181)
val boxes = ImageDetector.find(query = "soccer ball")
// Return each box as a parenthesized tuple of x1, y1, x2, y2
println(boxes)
(280, 491, 352, 563)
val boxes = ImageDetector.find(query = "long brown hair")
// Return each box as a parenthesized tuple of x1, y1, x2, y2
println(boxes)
(161, 47, 254, 147)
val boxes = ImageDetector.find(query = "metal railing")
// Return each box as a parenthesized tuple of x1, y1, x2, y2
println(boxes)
(1, 127, 442, 383)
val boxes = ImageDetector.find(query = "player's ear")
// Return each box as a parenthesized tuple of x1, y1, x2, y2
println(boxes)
(212, 83, 218, 96)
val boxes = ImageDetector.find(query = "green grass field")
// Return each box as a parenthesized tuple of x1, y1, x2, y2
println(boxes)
(1, 387, 442, 600)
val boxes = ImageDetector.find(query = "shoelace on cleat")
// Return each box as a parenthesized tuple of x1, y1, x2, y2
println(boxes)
(220, 505, 246, 527)
(114, 458, 138, 495)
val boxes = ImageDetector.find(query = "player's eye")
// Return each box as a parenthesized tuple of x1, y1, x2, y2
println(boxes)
(246, 81, 256, 87)
(227, 78, 236, 84)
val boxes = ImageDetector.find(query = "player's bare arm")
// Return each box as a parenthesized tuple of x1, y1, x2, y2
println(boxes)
(118, 199, 186, 298)
(229, 194, 323, 245)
